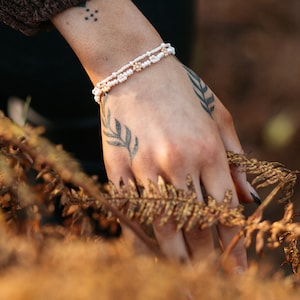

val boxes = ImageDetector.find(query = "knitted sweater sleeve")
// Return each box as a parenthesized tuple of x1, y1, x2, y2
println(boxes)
(0, 0, 87, 35)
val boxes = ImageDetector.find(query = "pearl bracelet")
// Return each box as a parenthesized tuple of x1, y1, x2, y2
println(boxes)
(92, 43, 176, 104)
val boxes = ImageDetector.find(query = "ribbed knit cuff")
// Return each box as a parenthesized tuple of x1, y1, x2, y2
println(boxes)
(0, 0, 87, 35)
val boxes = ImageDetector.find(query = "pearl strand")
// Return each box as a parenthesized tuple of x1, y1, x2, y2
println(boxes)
(92, 43, 175, 104)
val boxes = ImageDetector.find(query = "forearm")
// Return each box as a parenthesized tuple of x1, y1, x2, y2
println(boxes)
(51, 0, 163, 84)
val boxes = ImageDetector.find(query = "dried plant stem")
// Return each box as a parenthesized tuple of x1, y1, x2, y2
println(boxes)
(222, 179, 287, 265)
(75, 184, 162, 258)
(250, 178, 288, 220)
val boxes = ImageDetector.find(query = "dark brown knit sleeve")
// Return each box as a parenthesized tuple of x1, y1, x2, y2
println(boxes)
(0, 0, 88, 35)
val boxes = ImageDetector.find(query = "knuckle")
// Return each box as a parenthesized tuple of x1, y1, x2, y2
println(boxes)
(198, 136, 221, 164)
(158, 142, 186, 168)
(157, 136, 224, 169)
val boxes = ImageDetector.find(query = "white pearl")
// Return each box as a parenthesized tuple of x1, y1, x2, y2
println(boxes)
(157, 52, 164, 59)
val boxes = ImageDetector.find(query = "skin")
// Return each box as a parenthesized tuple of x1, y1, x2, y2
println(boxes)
(52, 0, 258, 270)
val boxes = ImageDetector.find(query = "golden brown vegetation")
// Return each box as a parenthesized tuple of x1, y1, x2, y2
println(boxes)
(1, 110, 300, 299)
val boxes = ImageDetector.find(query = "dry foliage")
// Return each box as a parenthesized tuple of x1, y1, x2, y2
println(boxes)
(1, 111, 300, 298)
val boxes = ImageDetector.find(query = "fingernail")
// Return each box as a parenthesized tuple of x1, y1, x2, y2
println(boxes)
(247, 182, 261, 206)
(251, 192, 262, 206)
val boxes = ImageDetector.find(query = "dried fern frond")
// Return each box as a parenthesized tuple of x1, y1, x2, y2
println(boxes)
(1, 111, 300, 272)
(0, 112, 159, 251)
(101, 178, 245, 231)
(282, 238, 300, 275)
(242, 203, 300, 252)
(226, 151, 300, 272)
(0, 151, 39, 231)
(227, 151, 298, 202)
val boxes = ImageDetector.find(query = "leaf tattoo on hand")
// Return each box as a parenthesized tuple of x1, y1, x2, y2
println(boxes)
(184, 66, 215, 118)
(101, 94, 139, 162)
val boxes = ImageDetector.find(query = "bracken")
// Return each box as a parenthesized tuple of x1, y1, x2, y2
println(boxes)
(0, 110, 299, 276)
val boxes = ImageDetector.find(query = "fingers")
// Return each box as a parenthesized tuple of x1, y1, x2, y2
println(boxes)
(200, 148, 248, 270)
(217, 224, 247, 270)
(106, 156, 193, 263)
(137, 169, 193, 263)
(213, 97, 261, 204)
(166, 174, 215, 262)
(183, 227, 215, 262)
(105, 143, 245, 268)
(231, 166, 261, 205)
(151, 171, 216, 264)
(152, 218, 190, 263)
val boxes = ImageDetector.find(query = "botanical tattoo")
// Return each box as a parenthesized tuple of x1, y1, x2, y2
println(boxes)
(184, 66, 215, 118)
(77, 2, 99, 21)
(100, 94, 139, 162)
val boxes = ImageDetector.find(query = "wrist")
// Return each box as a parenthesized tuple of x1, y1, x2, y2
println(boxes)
(92, 43, 175, 104)
(52, 0, 163, 83)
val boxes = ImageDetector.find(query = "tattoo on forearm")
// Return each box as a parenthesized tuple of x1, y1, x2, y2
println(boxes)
(184, 66, 215, 118)
(101, 94, 139, 162)
(77, 2, 99, 21)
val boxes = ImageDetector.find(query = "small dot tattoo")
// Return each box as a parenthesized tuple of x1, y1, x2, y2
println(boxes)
(77, 3, 99, 22)
(84, 8, 99, 21)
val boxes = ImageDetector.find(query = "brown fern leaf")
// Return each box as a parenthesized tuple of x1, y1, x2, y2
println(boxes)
(2, 110, 300, 271)
(0, 151, 39, 232)
(282, 238, 300, 275)
(227, 151, 298, 202)
(243, 203, 300, 252)
(103, 177, 245, 231)
(0, 112, 160, 255)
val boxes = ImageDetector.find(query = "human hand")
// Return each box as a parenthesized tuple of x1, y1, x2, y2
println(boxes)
(99, 55, 257, 270)
(49, 0, 260, 271)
